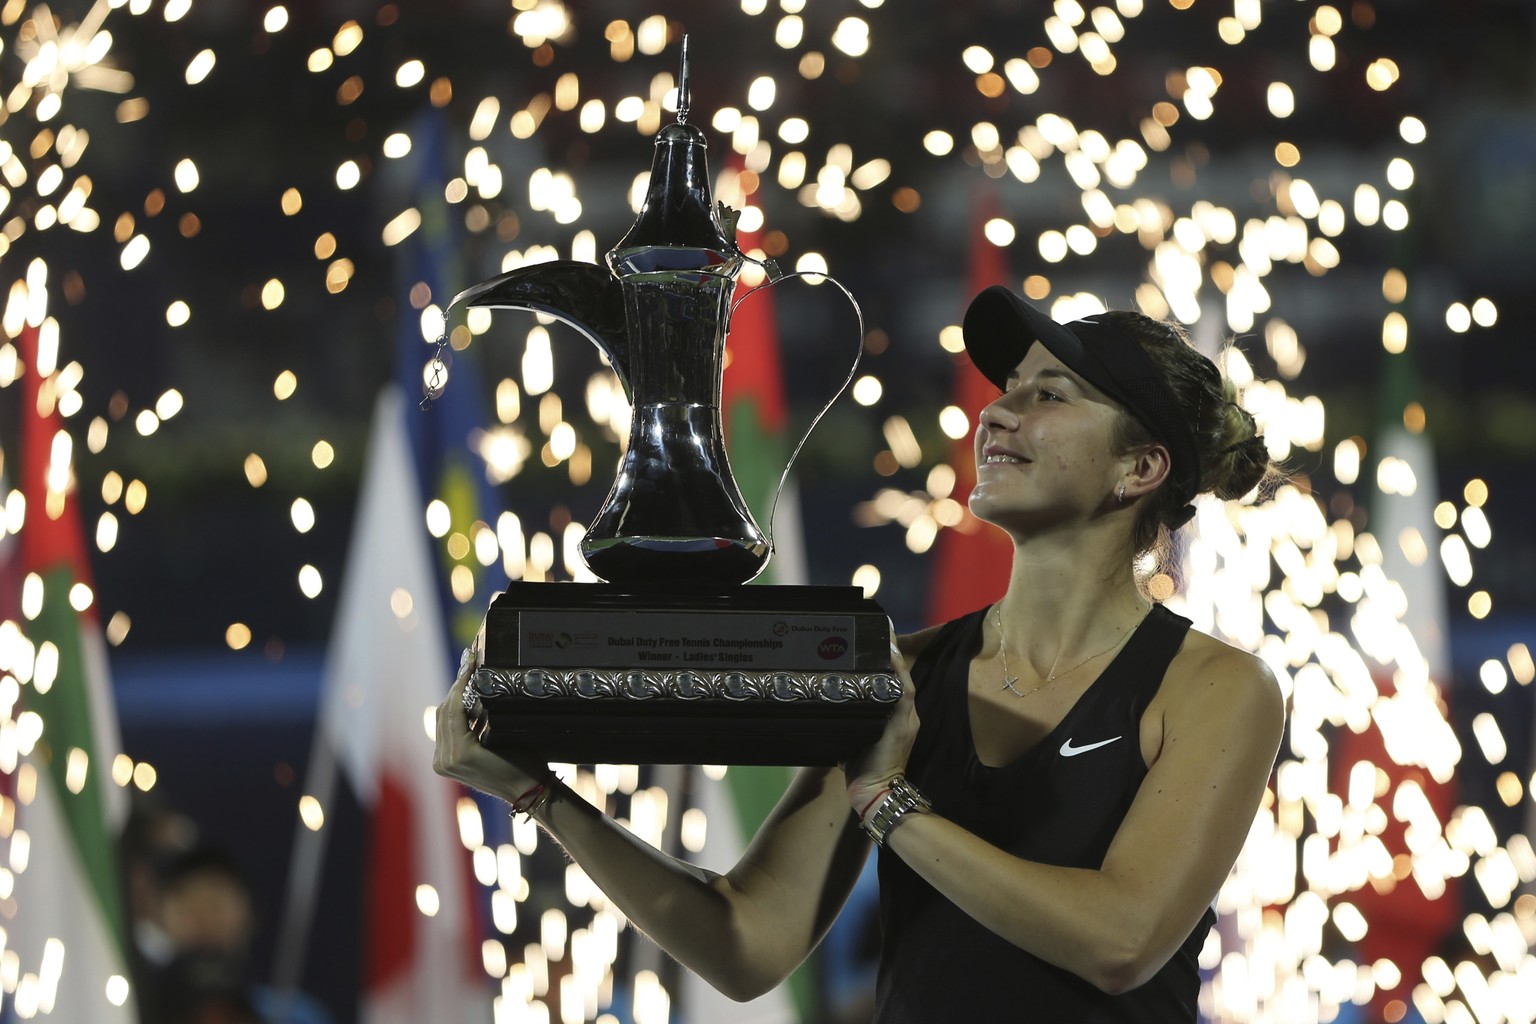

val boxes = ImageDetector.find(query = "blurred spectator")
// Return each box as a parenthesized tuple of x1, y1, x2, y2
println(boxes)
(154, 845, 334, 1024)
(158, 949, 263, 1024)
(121, 795, 200, 1016)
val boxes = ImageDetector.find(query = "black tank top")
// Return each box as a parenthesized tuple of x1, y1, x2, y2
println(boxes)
(874, 604, 1213, 1023)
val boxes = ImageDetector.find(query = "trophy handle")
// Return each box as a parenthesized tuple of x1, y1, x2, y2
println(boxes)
(729, 268, 866, 563)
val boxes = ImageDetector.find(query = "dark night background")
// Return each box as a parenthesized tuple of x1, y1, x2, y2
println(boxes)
(3, 1, 1533, 1020)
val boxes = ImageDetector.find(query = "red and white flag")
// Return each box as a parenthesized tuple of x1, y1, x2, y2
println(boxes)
(279, 386, 487, 1023)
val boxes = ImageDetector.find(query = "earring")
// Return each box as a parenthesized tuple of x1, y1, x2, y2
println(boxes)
(1118, 483, 1126, 503)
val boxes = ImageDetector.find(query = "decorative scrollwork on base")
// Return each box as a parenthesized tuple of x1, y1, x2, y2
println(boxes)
(469, 666, 901, 706)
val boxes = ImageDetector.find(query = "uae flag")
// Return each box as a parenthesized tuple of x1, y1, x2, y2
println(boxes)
(277, 387, 487, 1023)
(4, 324, 137, 1021)
(680, 196, 807, 1024)
(927, 189, 1014, 625)
(1329, 351, 1457, 1017)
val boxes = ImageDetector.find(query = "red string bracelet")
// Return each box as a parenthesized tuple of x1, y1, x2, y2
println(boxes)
(858, 786, 893, 823)
(510, 776, 556, 820)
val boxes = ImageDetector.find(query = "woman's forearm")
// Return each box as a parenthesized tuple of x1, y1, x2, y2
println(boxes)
(529, 781, 769, 998)
(883, 811, 1163, 992)
(437, 663, 865, 999)
(529, 767, 865, 1001)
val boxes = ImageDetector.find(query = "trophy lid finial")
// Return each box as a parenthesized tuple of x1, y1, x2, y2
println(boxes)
(607, 32, 741, 272)
(677, 34, 691, 125)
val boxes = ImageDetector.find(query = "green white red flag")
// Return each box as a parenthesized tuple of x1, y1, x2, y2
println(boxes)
(684, 196, 808, 1023)
(4, 323, 138, 1021)
(928, 189, 1014, 624)
(1329, 351, 1457, 1016)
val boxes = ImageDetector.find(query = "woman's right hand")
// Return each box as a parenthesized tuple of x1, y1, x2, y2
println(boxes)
(841, 628, 920, 819)
(433, 643, 549, 804)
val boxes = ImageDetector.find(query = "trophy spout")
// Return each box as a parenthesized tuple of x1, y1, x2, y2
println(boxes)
(448, 261, 632, 400)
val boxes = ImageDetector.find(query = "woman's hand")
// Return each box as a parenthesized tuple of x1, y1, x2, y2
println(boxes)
(841, 627, 920, 820)
(433, 643, 549, 804)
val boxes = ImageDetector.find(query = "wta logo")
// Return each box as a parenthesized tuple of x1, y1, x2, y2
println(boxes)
(817, 636, 849, 660)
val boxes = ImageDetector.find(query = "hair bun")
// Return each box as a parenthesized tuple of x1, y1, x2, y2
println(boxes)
(1211, 433, 1270, 500)
(1096, 309, 1285, 559)
(1222, 435, 1268, 458)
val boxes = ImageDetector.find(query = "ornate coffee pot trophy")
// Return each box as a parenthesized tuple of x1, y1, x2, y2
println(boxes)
(447, 38, 898, 766)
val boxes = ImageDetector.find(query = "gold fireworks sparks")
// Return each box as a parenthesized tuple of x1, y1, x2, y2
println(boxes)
(0, 2, 1525, 1022)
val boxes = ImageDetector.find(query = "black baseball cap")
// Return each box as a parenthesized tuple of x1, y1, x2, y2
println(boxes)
(963, 285, 1201, 518)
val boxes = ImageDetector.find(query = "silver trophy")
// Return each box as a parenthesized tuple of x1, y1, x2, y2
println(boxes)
(447, 38, 898, 765)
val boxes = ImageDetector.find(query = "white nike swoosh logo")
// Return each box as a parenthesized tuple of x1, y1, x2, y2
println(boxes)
(1059, 736, 1123, 757)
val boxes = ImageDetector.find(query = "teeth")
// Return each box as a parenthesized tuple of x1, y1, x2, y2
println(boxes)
(985, 454, 1023, 464)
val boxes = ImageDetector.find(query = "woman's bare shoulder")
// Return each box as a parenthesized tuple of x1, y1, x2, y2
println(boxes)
(1176, 626, 1272, 673)
(1167, 627, 1285, 722)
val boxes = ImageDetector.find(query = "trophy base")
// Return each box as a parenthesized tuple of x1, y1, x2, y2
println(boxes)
(468, 582, 898, 766)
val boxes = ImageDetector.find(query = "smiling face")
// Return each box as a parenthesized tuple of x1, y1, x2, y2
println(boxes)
(968, 342, 1130, 533)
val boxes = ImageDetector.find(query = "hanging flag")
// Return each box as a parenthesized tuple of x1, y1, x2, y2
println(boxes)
(1330, 350, 1457, 1018)
(927, 187, 1015, 625)
(721, 218, 807, 592)
(4, 323, 138, 1022)
(276, 387, 487, 1024)
(683, 180, 807, 1024)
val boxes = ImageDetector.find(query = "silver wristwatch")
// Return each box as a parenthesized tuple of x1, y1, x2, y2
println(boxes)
(859, 775, 932, 845)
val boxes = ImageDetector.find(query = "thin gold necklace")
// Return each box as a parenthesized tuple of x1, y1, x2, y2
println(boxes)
(993, 604, 1148, 698)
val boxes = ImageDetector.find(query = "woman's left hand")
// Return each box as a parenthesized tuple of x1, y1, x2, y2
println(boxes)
(842, 626, 920, 818)
(434, 642, 549, 803)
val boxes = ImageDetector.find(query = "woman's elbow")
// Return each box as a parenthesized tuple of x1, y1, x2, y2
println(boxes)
(681, 912, 798, 1002)
(699, 964, 792, 1004)
(1086, 961, 1148, 997)
(1080, 931, 1171, 996)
